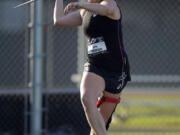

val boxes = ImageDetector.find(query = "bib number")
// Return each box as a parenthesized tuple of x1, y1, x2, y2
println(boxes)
(88, 37, 107, 56)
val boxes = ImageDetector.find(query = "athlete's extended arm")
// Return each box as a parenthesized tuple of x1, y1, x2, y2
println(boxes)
(53, 0, 82, 27)
(64, 0, 119, 19)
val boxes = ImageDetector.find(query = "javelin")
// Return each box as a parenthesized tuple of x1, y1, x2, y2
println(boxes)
(13, 0, 35, 8)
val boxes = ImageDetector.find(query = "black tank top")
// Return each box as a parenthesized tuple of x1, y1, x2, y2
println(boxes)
(82, 10, 131, 80)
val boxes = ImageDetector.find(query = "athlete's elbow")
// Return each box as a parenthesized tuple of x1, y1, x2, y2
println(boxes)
(53, 20, 57, 26)
(53, 21, 59, 27)
(53, 17, 58, 26)
(53, 19, 63, 27)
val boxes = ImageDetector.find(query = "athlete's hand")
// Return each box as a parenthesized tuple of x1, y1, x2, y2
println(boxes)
(64, 2, 82, 13)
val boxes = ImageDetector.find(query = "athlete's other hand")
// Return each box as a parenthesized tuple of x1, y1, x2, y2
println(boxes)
(64, 2, 82, 13)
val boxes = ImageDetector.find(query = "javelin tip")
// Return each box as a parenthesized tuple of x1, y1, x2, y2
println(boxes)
(13, 0, 35, 8)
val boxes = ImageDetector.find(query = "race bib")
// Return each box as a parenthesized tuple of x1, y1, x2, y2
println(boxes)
(88, 37, 107, 56)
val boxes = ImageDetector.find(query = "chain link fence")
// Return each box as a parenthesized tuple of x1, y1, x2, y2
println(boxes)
(0, 0, 30, 135)
(121, 0, 180, 86)
(0, 0, 180, 135)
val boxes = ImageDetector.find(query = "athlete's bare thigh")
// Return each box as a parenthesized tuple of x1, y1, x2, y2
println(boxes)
(80, 71, 105, 103)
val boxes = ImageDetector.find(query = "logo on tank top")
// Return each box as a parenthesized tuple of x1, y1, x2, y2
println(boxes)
(92, 13, 97, 17)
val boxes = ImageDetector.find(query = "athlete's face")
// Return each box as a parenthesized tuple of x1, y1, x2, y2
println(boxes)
(88, 0, 99, 3)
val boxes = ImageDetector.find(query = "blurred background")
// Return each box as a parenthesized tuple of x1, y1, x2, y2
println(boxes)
(0, 0, 180, 135)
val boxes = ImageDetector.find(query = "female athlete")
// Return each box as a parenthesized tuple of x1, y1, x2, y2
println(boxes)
(53, 0, 131, 134)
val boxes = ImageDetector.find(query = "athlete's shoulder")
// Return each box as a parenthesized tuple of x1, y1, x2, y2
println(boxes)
(100, 0, 120, 20)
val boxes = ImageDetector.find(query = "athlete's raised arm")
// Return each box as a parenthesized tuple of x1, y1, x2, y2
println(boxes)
(64, 0, 120, 20)
(53, 0, 82, 27)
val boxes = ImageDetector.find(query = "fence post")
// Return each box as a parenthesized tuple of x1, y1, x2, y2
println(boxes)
(30, 0, 44, 134)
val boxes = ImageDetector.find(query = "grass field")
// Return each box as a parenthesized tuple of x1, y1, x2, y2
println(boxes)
(108, 92, 180, 135)
(109, 133, 180, 135)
